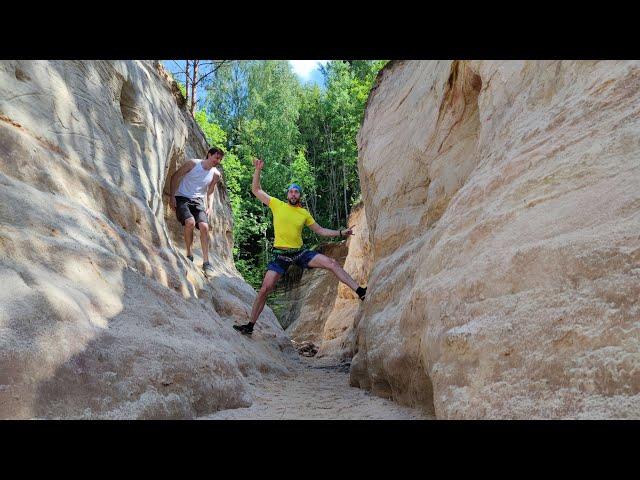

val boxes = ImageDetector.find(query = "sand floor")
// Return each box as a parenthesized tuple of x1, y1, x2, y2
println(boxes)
(203, 355, 431, 420)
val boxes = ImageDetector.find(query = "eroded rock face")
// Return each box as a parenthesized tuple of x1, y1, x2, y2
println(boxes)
(351, 60, 640, 419)
(317, 203, 372, 361)
(0, 60, 294, 419)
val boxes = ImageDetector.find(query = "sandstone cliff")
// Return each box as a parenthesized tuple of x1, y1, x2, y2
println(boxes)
(0, 60, 294, 419)
(351, 60, 640, 419)
(316, 203, 372, 361)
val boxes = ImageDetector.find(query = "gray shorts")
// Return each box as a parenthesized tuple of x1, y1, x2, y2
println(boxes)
(175, 196, 207, 229)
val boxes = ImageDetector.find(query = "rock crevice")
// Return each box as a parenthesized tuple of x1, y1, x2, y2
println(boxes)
(280, 202, 372, 362)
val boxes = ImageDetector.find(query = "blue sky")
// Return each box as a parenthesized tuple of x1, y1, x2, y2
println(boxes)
(161, 60, 328, 114)
(162, 60, 328, 88)
(288, 60, 328, 87)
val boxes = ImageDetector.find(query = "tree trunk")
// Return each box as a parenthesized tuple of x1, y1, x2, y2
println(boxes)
(341, 120, 349, 224)
(310, 144, 317, 216)
(328, 125, 340, 226)
(190, 60, 199, 115)
(342, 158, 348, 225)
(185, 60, 190, 106)
(323, 121, 335, 225)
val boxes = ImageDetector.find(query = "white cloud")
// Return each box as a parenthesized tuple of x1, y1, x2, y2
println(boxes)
(289, 60, 329, 80)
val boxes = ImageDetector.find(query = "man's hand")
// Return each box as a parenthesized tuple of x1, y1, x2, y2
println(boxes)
(253, 158, 264, 171)
(342, 225, 356, 236)
(169, 196, 177, 211)
(205, 207, 211, 216)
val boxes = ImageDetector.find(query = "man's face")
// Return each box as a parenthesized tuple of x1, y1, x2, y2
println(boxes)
(287, 188, 301, 205)
(208, 152, 223, 166)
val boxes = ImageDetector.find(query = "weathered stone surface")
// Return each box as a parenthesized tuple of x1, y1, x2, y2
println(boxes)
(0, 60, 295, 419)
(317, 203, 372, 361)
(351, 60, 640, 419)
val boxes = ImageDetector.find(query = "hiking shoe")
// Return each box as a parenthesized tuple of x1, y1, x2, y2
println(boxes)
(233, 322, 254, 335)
(202, 261, 214, 276)
(187, 255, 194, 262)
(356, 286, 367, 301)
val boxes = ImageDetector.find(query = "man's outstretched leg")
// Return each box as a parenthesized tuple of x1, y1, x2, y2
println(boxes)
(234, 269, 282, 335)
(307, 253, 367, 300)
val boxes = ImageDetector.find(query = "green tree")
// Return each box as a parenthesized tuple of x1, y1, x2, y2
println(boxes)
(205, 61, 250, 148)
(194, 110, 227, 147)
(196, 59, 387, 293)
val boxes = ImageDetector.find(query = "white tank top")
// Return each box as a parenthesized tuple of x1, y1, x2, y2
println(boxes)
(176, 160, 218, 199)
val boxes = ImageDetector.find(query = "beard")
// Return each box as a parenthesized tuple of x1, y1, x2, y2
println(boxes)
(288, 197, 300, 206)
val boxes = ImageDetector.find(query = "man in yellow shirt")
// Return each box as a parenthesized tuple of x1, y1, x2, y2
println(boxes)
(233, 158, 367, 335)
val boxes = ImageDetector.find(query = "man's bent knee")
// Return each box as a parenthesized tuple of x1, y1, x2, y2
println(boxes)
(184, 218, 196, 228)
(198, 222, 209, 233)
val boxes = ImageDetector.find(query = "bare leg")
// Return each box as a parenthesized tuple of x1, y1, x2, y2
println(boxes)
(183, 217, 196, 257)
(307, 253, 359, 292)
(250, 270, 282, 324)
(198, 222, 210, 263)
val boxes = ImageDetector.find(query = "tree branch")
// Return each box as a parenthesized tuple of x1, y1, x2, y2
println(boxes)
(192, 60, 231, 87)
(193, 68, 219, 85)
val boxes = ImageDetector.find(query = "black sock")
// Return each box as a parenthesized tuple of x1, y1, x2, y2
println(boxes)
(356, 286, 367, 299)
(246, 322, 254, 330)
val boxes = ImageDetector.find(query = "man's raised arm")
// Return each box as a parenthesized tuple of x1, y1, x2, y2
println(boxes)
(251, 158, 271, 206)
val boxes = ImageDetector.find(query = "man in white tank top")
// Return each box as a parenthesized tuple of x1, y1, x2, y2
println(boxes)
(169, 147, 224, 276)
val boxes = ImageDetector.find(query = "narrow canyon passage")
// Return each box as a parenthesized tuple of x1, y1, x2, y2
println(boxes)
(202, 355, 431, 420)
(4, 60, 637, 420)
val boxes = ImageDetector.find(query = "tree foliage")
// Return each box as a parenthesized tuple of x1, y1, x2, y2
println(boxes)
(174, 60, 387, 288)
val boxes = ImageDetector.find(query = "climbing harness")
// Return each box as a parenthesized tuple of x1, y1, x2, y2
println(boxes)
(271, 247, 309, 265)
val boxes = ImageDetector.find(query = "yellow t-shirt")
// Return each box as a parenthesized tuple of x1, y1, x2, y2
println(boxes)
(269, 197, 316, 249)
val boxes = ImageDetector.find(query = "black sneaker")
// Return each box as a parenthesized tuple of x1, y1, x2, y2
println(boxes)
(187, 255, 194, 262)
(356, 286, 367, 301)
(233, 322, 254, 335)
(202, 261, 214, 276)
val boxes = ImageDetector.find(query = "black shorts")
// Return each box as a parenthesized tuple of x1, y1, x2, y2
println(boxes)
(175, 196, 208, 229)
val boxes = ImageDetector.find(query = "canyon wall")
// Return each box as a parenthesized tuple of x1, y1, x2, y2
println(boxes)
(0, 60, 294, 419)
(316, 203, 372, 361)
(351, 60, 640, 419)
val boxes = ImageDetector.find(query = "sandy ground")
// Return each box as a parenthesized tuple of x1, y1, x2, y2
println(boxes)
(202, 355, 431, 420)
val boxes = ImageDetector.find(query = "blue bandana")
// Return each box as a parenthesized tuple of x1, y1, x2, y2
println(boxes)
(287, 183, 302, 193)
